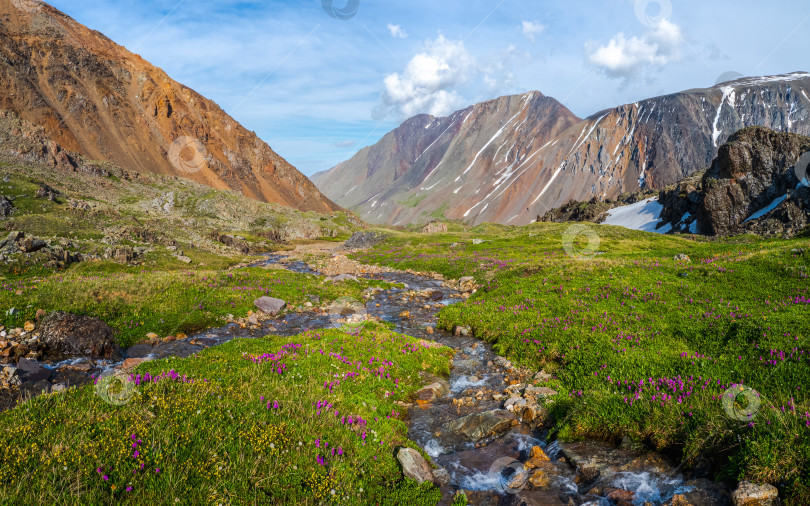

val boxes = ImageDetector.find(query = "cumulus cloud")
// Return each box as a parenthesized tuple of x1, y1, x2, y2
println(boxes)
(374, 35, 475, 120)
(586, 19, 684, 81)
(387, 24, 407, 38)
(521, 20, 545, 42)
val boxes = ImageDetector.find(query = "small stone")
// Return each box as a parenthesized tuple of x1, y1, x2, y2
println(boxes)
(23, 321, 35, 332)
(432, 468, 450, 485)
(426, 327, 434, 334)
(146, 333, 159, 339)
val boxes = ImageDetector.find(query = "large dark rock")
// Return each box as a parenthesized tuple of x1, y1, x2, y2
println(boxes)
(39, 312, 118, 359)
(659, 127, 810, 237)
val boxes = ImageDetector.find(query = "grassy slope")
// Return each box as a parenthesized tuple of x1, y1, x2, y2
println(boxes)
(350, 223, 810, 501)
(0, 160, 366, 347)
(0, 324, 452, 504)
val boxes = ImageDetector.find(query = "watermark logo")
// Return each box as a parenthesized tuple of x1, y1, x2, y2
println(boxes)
(634, 0, 672, 27)
(721, 384, 761, 422)
(95, 370, 136, 406)
(795, 151, 810, 188)
(562, 224, 601, 260)
(168, 136, 208, 174)
(488, 457, 529, 495)
(327, 296, 368, 335)
(321, 0, 359, 20)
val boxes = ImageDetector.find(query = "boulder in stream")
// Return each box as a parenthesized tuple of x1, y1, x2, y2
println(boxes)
(395, 447, 435, 485)
(40, 312, 118, 359)
(254, 297, 286, 316)
(445, 409, 517, 441)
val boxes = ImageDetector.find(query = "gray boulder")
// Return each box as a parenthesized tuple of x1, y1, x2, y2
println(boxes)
(445, 409, 517, 441)
(396, 447, 434, 484)
(254, 297, 286, 316)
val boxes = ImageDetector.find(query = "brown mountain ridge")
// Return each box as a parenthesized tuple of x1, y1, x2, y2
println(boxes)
(0, 0, 339, 213)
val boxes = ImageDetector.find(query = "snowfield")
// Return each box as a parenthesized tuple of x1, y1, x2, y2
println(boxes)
(603, 197, 672, 233)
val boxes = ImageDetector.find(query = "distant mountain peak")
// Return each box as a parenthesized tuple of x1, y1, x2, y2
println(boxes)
(313, 72, 810, 226)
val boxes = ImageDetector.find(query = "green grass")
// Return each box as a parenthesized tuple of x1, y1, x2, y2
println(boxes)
(350, 223, 810, 502)
(0, 323, 452, 504)
(0, 263, 390, 348)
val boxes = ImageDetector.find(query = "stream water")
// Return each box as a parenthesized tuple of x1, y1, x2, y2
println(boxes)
(4, 254, 722, 505)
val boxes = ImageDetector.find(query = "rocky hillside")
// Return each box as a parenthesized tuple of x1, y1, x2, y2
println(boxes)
(314, 72, 810, 226)
(0, 1, 339, 213)
(658, 127, 810, 237)
(0, 108, 360, 271)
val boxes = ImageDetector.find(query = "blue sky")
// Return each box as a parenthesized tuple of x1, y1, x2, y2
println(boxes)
(48, 0, 810, 176)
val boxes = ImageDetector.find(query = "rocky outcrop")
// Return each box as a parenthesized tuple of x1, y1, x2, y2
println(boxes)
(0, 2, 339, 214)
(39, 312, 118, 359)
(343, 231, 389, 249)
(314, 73, 810, 226)
(658, 127, 810, 237)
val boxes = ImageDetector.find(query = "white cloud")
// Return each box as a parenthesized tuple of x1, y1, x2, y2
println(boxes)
(521, 20, 545, 42)
(387, 24, 408, 38)
(375, 35, 475, 120)
(586, 19, 684, 80)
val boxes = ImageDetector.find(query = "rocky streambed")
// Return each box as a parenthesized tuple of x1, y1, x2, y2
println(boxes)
(0, 252, 766, 505)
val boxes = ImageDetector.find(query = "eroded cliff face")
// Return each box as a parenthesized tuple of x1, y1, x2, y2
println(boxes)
(315, 73, 810, 226)
(658, 127, 810, 237)
(0, 1, 339, 213)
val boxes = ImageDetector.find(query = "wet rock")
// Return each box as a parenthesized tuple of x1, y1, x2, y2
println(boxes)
(39, 312, 118, 359)
(731, 481, 779, 506)
(15, 358, 50, 382)
(119, 357, 152, 371)
(607, 488, 635, 503)
(513, 489, 568, 505)
(504, 396, 527, 411)
(445, 409, 517, 441)
(454, 326, 470, 336)
(432, 467, 450, 485)
(344, 231, 389, 249)
(395, 447, 434, 484)
(671, 478, 731, 506)
(417, 380, 450, 402)
(525, 446, 551, 469)
(254, 297, 286, 316)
